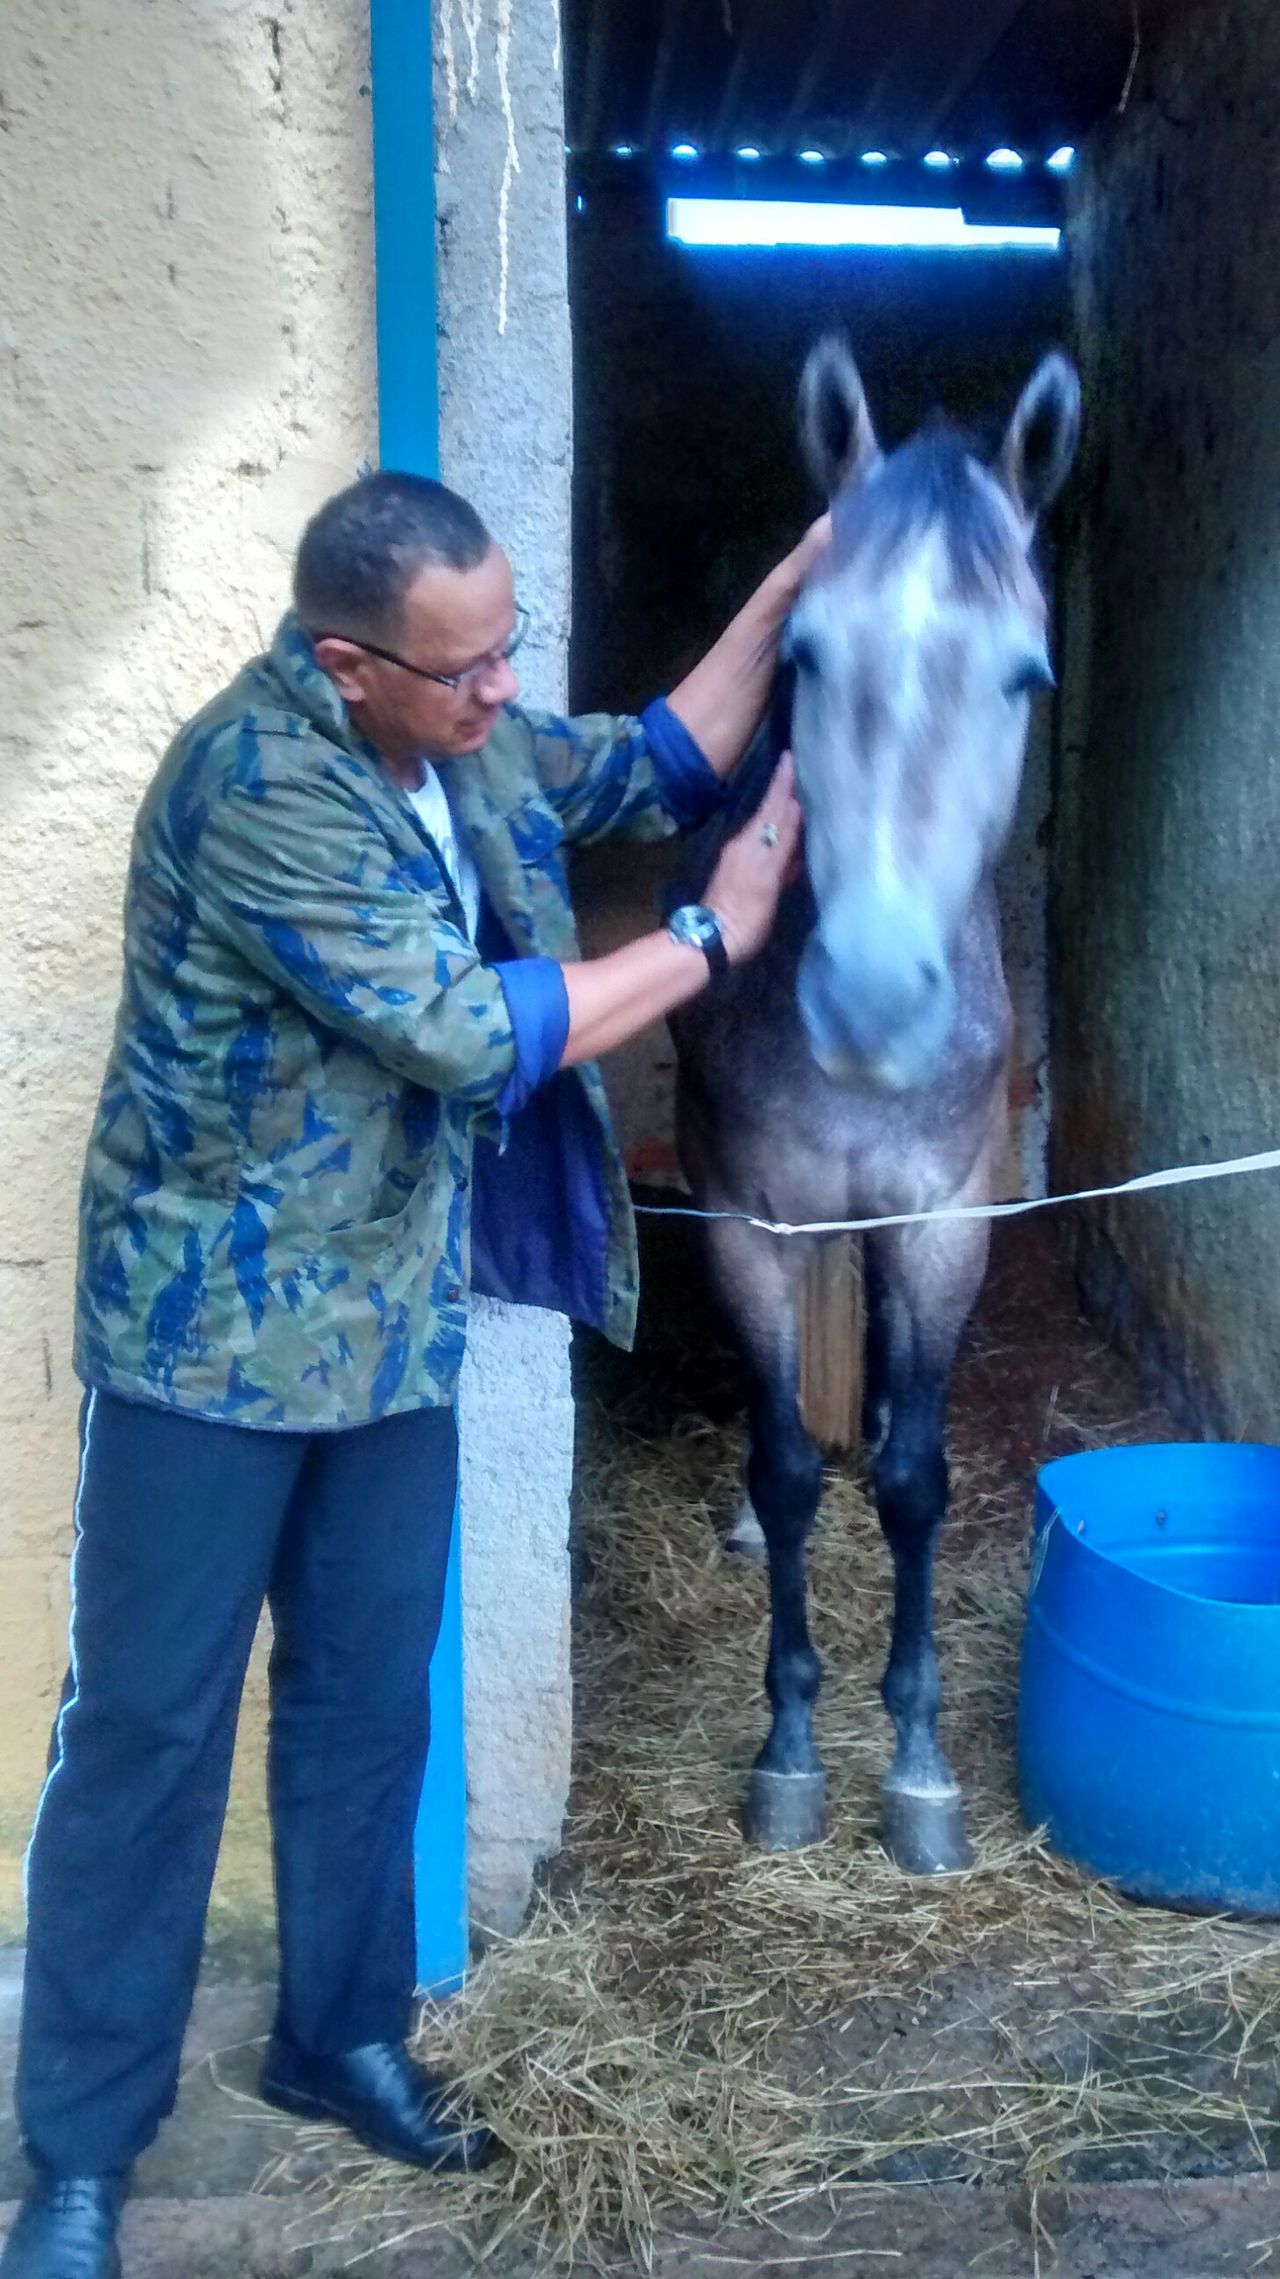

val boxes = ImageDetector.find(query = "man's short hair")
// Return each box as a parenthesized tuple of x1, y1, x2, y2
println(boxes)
(293, 470, 492, 642)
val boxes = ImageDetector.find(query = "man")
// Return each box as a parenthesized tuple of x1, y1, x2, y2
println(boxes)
(3, 469, 814, 2279)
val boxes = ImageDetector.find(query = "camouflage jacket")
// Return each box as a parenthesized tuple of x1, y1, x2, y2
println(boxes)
(75, 613, 720, 1430)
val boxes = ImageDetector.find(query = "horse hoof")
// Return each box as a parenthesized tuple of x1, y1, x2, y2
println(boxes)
(881, 1784, 973, 1875)
(744, 1766, 827, 1850)
(725, 1501, 767, 1559)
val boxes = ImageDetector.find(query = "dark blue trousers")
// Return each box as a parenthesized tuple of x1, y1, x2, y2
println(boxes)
(16, 1389, 459, 2177)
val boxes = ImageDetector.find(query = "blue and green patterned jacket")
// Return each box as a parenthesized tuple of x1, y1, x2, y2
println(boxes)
(75, 613, 721, 1429)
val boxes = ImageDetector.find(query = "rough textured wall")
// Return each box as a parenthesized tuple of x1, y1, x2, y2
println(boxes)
(0, 0, 377, 1878)
(434, 0, 576, 1935)
(0, 0, 574, 1940)
(1055, 0, 1280, 1432)
(569, 213, 1068, 1194)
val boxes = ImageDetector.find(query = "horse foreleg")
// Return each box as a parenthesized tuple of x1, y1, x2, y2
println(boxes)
(867, 1212, 990, 1875)
(704, 1216, 827, 1849)
(860, 1236, 894, 1459)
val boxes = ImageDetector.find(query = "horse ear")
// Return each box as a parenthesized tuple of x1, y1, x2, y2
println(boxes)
(799, 336, 879, 500)
(998, 351, 1081, 522)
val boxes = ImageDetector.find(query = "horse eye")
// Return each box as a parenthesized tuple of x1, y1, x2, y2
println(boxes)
(1005, 653, 1055, 701)
(786, 630, 821, 676)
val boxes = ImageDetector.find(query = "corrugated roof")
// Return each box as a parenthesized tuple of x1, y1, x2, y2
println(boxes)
(565, 0, 1185, 167)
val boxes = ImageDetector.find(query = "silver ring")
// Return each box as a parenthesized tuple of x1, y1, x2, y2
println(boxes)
(760, 822, 780, 849)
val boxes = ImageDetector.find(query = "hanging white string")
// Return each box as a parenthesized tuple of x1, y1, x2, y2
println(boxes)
(634, 1145, 1280, 1240)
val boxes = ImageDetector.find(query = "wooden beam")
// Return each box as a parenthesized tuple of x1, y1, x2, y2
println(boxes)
(780, 0, 859, 151)
(576, 0, 618, 153)
(799, 1238, 864, 1456)
(917, 0, 1034, 145)
(643, 0, 688, 152)
(847, 0, 1028, 151)
(711, 0, 774, 150)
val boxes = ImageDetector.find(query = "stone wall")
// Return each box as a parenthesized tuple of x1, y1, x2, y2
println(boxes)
(1054, 0, 1280, 1433)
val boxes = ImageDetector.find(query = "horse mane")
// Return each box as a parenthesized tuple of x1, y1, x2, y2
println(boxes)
(833, 421, 1021, 602)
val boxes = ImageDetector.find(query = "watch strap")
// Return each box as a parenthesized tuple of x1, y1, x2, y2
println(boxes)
(699, 914, 730, 981)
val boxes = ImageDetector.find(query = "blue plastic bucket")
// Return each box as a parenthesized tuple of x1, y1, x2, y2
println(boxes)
(1018, 1443, 1280, 1914)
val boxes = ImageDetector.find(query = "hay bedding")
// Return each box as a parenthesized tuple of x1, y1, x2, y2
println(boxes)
(276, 1234, 1280, 2265)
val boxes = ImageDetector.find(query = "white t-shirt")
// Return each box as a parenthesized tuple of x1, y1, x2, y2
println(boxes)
(406, 764, 481, 943)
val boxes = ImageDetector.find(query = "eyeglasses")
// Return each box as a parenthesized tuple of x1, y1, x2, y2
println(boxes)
(317, 605, 529, 692)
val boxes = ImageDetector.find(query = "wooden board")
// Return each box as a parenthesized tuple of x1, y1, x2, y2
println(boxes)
(799, 1237, 865, 1455)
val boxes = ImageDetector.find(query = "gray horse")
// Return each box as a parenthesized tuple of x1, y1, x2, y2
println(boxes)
(670, 338, 1080, 1874)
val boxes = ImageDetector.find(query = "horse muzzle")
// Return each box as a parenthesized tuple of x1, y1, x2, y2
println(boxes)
(796, 907, 956, 1093)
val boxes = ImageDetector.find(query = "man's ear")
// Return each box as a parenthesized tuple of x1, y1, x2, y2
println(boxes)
(311, 635, 369, 705)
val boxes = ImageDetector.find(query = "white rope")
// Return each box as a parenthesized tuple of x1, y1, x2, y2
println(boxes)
(634, 1146, 1280, 1239)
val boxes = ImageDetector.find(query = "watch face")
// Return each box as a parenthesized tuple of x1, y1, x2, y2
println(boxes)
(671, 904, 717, 950)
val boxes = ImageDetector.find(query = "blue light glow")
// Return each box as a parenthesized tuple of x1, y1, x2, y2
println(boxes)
(986, 147, 1024, 172)
(670, 141, 700, 162)
(611, 143, 635, 159)
(1047, 144, 1076, 173)
(666, 196, 1061, 253)
(798, 148, 826, 165)
(860, 150, 889, 168)
(735, 145, 763, 161)
(923, 150, 954, 170)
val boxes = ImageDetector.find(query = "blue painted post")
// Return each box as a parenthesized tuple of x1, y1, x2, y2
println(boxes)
(370, 0, 441, 479)
(369, 0, 468, 1996)
(414, 1520, 468, 1994)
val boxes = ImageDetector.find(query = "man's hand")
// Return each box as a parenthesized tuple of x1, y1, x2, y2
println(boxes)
(557, 757, 803, 1068)
(779, 512, 834, 597)
(665, 521, 834, 779)
(705, 753, 804, 965)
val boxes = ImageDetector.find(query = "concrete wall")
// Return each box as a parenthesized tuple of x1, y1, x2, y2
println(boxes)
(434, 4, 576, 1935)
(0, 0, 378, 1892)
(568, 208, 1068, 1195)
(1054, 0, 1280, 1433)
(0, 0, 572, 1938)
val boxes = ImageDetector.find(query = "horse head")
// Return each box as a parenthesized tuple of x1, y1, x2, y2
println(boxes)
(788, 337, 1080, 1092)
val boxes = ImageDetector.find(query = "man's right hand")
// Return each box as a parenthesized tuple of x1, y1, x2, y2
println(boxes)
(704, 752, 804, 964)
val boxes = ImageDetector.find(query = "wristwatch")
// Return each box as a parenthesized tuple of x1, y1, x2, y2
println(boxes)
(667, 903, 729, 980)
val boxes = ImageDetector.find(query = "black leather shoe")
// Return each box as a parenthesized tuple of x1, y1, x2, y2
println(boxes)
(259, 2035, 496, 2172)
(0, 2174, 125, 2279)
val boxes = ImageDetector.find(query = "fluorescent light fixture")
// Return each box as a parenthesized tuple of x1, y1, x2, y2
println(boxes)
(735, 144, 763, 161)
(670, 141, 700, 161)
(1047, 144, 1076, 173)
(986, 146, 1024, 171)
(575, 193, 586, 213)
(666, 196, 1061, 252)
(923, 149, 954, 169)
(611, 143, 635, 158)
(798, 148, 826, 165)
(860, 150, 889, 167)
